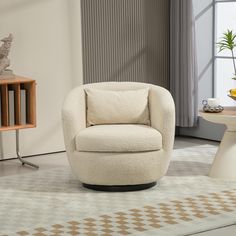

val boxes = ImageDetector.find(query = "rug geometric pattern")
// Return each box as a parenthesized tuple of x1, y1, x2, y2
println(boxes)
(14, 189, 236, 236)
(0, 144, 236, 236)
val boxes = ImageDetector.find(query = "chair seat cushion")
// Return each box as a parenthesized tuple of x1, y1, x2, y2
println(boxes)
(75, 124, 162, 152)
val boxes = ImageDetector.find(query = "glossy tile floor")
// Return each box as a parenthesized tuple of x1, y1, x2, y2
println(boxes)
(0, 136, 235, 236)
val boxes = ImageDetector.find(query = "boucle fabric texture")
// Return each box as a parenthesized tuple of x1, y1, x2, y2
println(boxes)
(72, 151, 163, 185)
(62, 82, 175, 185)
(76, 124, 162, 152)
(85, 88, 150, 126)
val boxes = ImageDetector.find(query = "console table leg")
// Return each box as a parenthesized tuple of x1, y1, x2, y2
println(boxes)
(16, 130, 39, 169)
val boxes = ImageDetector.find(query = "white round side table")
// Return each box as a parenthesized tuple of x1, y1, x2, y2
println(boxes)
(200, 107, 236, 180)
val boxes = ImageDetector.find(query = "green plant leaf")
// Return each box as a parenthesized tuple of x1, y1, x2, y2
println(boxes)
(217, 29, 236, 52)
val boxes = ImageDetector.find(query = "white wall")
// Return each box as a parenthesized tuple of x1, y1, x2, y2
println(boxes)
(194, 0, 214, 105)
(0, 0, 83, 159)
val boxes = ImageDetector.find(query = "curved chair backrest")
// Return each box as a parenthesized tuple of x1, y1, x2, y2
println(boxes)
(62, 82, 175, 185)
(62, 81, 175, 152)
(83, 81, 151, 91)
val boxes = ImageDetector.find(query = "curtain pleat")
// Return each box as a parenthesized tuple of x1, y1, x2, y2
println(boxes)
(170, 0, 198, 127)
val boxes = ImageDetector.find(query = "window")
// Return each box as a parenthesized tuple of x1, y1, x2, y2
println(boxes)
(214, 0, 236, 106)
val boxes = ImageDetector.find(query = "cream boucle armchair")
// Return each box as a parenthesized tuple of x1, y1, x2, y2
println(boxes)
(62, 82, 175, 191)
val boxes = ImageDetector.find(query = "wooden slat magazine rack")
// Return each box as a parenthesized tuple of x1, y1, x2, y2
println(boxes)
(0, 76, 38, 168)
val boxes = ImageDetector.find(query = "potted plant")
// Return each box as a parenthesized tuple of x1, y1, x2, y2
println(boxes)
(217, 29, 236, 100)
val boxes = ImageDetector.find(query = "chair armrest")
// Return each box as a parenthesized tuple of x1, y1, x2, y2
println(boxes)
(62, 87, 86, 153)
(149, 86, 175, 151)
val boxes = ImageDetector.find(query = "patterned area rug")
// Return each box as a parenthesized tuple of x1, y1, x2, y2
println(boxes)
(1, 144, 236, 236)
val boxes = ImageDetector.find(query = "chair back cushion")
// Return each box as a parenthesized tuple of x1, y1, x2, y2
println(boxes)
(85, 88, 150, 126)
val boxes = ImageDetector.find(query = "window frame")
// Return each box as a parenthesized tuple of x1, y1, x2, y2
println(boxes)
(213, 0, 236, 98)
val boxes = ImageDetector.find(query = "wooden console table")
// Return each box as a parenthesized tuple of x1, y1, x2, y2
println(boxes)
(0, 76, 38, 168)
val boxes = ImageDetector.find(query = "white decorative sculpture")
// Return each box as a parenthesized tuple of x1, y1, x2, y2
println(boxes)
(0, 34, 13, 77)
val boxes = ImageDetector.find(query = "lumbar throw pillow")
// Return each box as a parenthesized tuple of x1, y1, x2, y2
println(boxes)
(85, 88, 150, 126)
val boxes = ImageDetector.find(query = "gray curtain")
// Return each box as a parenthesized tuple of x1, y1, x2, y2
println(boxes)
(170, 0, 198, 127)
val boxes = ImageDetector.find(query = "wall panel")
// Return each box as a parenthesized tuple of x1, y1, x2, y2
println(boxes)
(81, 0, 170, 88)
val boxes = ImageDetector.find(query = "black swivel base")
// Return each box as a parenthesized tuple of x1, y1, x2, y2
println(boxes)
(82, 182, 156, 192)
